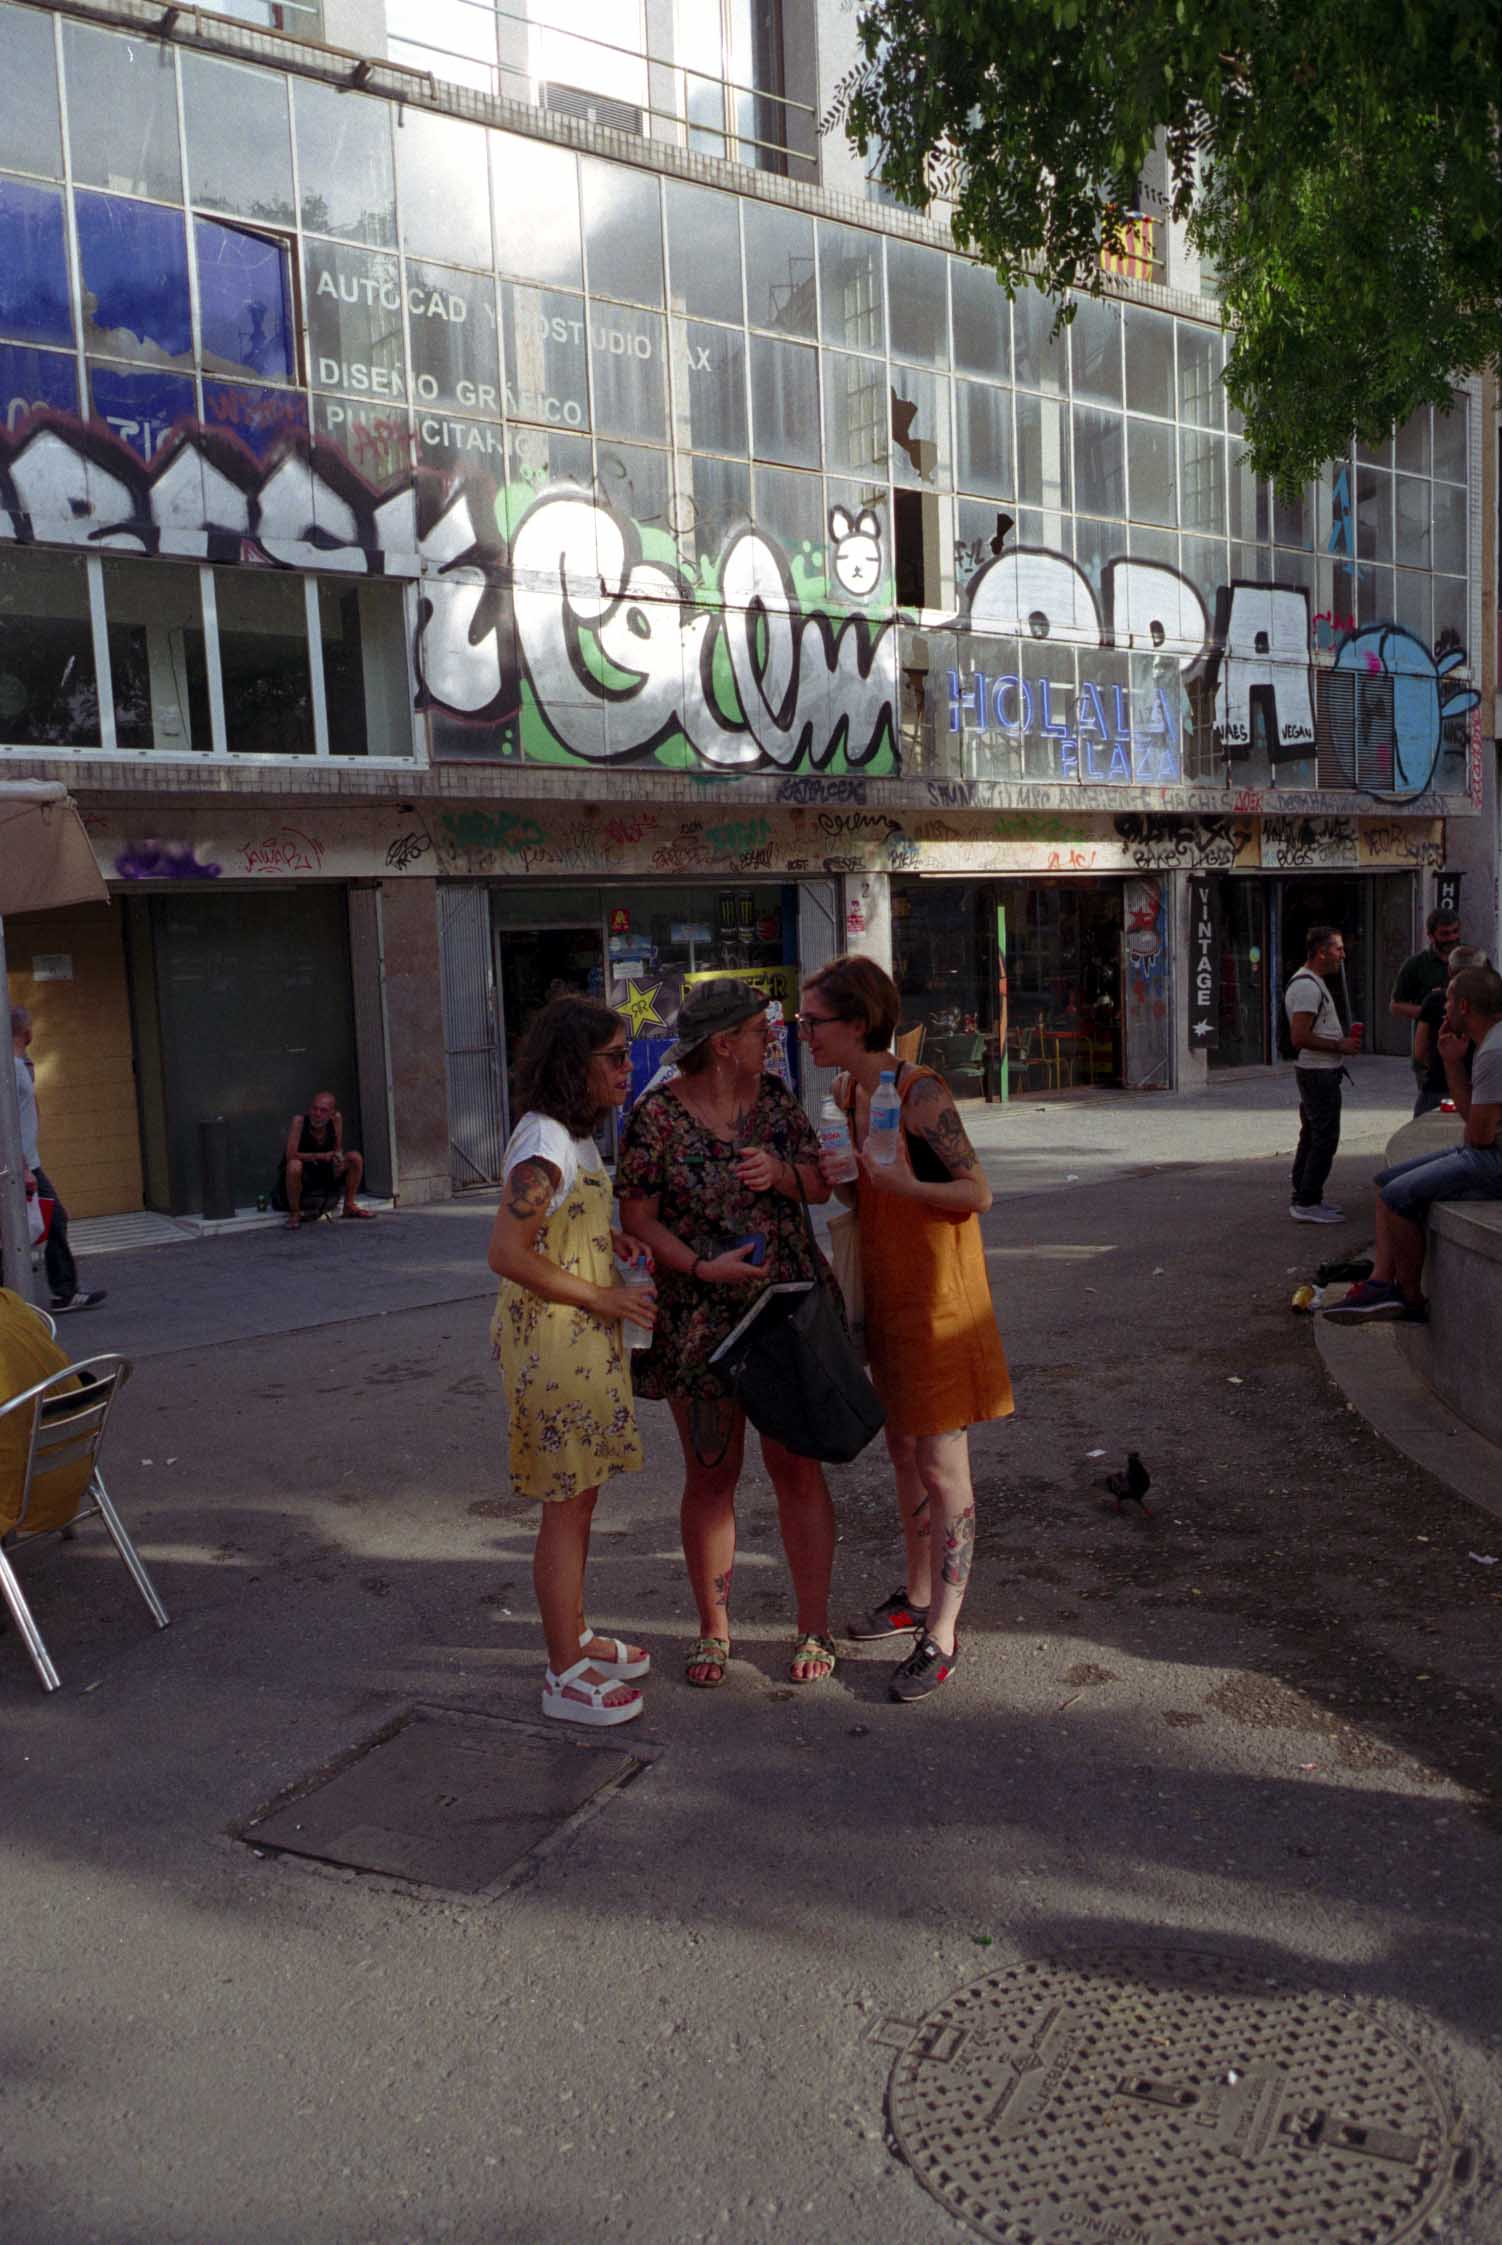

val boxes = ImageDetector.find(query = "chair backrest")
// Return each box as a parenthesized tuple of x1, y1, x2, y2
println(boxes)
(22, 1300, 58, 1343)
(1, 1355, 131, 1536)
(895, 1024, 925, 1063)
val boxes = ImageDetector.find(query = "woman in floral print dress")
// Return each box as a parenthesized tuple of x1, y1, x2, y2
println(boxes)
(488, 998, 657, 1728)
(617, 978, 839, 1690)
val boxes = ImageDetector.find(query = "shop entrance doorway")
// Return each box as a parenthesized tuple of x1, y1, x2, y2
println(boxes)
(497, 921, 606, 1145)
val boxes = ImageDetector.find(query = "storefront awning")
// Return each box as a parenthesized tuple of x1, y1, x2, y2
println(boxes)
(0, 782, 108, 917)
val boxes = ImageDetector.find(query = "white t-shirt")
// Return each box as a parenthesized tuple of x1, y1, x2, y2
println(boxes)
(13, 1055, 39, 1169)
(501, 1111, 603, 1216)
(1285, 968, 1343, 1071)
(1470, 1019, 1502, 1109)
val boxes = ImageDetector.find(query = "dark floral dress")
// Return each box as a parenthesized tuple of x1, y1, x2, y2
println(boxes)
(617, 1074, 833, 1403)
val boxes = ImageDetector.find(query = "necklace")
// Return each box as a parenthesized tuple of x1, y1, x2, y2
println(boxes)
(675, 1069, 752, 1143)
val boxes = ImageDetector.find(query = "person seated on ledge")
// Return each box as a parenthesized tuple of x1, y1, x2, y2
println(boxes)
(1325, 964, 1502, 1324)
(273, 1091, 373, 1227)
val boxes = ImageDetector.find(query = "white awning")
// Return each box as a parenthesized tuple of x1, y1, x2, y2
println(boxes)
(0, 782, 108, 916)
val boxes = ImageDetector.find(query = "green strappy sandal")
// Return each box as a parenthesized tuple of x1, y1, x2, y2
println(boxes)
(685, 1635, 730, 1688)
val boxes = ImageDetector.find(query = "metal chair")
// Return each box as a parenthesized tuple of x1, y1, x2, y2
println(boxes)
(895, 1023, 926, 1064)
(0, 1355, 168, 1692)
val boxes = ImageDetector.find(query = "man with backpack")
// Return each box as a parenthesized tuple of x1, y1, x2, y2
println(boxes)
(1285, 926, 1361, 1225)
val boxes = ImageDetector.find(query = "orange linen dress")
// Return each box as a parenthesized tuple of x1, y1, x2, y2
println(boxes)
(848, 1065, 1014, 1438)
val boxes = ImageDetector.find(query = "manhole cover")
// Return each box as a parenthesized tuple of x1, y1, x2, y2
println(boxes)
(242, 1707, 645, 1893)
(884, 1948, 1468, 2245)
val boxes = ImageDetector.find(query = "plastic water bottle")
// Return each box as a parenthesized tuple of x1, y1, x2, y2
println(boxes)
(867, 1070, 902, 1166)
(818, 1097, 858, 1183)
(615, 1251, 654, 1351)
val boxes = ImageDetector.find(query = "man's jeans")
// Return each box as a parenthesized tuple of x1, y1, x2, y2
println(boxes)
(1291, 1069, 1342, 1207)
(32, 1164, 77, 1302)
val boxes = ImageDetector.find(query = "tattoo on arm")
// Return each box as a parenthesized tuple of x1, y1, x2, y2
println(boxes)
(505, 1158, 555, 1222)
(909, 1082, 978, 1174)
(941, 1506, 976, 1591)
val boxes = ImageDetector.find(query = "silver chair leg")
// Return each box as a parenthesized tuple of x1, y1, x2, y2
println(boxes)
(89, 1473, 170, 1631)
(0, 1540, 61, 1691)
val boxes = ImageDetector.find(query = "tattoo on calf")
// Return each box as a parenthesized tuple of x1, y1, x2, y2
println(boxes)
(941, 1506, 976, 1590)
(712, 1568, 732, 1608)
(908, 1492, 932, 1527)
(506, 1158, 555, 1221)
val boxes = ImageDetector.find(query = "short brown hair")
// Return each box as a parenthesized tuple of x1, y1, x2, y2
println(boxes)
(1449, 964, 1502, 1018)
(802, 954, 901, 1051)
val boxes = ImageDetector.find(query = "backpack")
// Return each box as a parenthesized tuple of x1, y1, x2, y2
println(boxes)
(1279, 968, 1322, 1062)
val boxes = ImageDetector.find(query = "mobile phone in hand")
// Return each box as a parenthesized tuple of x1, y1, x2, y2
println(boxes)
(732, 1232, 767, 1267)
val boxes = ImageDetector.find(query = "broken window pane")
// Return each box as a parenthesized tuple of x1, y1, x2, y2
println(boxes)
(215, 566, 314, 755)
(318, 578, 411, 757)
(197, 218, 296, 383)
(0, 548, 100, 747)
(103, 556, 210, 751)
(77, 193, 192, 367)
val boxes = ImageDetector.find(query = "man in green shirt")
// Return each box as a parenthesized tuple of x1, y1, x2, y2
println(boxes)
(1390, 906, 1463, 1093)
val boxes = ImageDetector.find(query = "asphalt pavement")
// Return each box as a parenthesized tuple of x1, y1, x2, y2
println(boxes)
(7, 1057, 1502, 2243)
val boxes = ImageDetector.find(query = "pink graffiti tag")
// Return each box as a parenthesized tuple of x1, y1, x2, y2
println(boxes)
(239, 828, 328, 875)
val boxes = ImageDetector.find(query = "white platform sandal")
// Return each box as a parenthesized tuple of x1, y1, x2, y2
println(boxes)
(579, 1627, 651, 1681)
(542, 1657, 643, 1728)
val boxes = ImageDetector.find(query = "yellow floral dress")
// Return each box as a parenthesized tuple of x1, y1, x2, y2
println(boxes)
(491, 1124, 644, 1503)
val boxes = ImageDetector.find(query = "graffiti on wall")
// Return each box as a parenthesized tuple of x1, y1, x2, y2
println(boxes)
(0, 406, 1476, 798)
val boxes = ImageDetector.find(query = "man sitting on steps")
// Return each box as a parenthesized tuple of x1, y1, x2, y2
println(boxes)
(273, 1091, 373, 1228)
(1325, 964, 1502, 1323)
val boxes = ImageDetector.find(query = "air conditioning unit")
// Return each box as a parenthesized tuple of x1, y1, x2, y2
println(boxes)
(543, 83, 643, 136)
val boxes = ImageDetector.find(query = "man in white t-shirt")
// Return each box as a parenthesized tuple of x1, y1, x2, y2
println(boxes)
(10, 1006, 105, 1314)
(1326, 964, 1502, 1321)
(1284, 926, 1362, 1225)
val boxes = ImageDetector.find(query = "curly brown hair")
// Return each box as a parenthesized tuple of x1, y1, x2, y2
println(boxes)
(513, 997, 625, 1138)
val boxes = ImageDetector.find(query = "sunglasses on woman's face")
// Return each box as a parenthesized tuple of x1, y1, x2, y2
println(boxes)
(596, 1044, 631, 1069)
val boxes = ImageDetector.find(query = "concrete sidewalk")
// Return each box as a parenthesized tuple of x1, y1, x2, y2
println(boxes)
(7, 1063, 1502, 2243)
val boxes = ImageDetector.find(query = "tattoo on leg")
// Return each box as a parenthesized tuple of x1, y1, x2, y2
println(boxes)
(907, 1492, 931, 1527)
(712, 1568, 732, 1608)
(941, 1506, 976, 1590)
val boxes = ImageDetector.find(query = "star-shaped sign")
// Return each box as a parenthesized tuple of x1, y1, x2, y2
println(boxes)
(621, 979, 665, 1038)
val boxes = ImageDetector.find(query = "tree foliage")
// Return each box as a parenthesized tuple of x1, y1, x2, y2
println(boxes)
(831, 2, 1501, 489)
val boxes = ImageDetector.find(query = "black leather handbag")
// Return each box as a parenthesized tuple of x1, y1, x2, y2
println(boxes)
(707, 1181, 885, 1464)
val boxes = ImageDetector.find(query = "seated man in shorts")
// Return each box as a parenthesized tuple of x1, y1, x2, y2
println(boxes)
(1326, 964, 1502, 1322)
(273, 1090, 372, 1227)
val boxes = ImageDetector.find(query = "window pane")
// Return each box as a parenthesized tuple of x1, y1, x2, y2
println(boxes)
(955, 493, 1008, 588)
(183, 54, 293, 224)
(1433, 574, 1466, 647)
(1178, 427, 1225, 533)
(407, 261, 498, 417)
(1123, 306, 1174, 418)
(0, 549, 100, 746)
(1431, 482, 1466, 574)
(505, 425, 593, 506)
(743, 201, 816, 336)
(589, 304, 666, 442)
(0, 342, 79, 428)
(1016, 392, 1070, 510)
(1432, 396, 1467, 481)
(319, 579, 411, 757)
(77, 195, 192, 366)
(671, 318, 746, 454)
(818, 220, 883, 352)
(311, 395, 411, 485)
(955, 380, 1012, 498)
(197, 218, 296, 383)
(1356, 429, 1391, 469)
(88, 363, 195, 463)
(1127, 415, 1175, 524)
(1073, 403, 1124, 517)
(752, 333, 820, 468)
(491, 133, 580, 287)
(950, 260, 1008, 381)
(678, 453, 751, 575)
(1394, 474, 1429, 569)
(753, 464, 822, 556)
(1227, 448, 1265, 543)
(821, 348, 884, 475)
(1356, 467, 1392, 563)
(1273, 482, 1312, 549)
(1070, 296, 1122, 408)
(1393, 569, 1430, 644)
(102, 557, 208, 751)
(1393, 406, 1430, 477)
(1176, 322, 1223, 428)
(216, 567, 314, 755)
(64, 23, 181, 202)
(886, 238, 947, 365)
(295, 82, 395, 247)
(581, 159, 662, 306)
(1013, 289, 1066, 393)
(203, 380, 309, 461)
(397, 108, 490, 269)
(890, 364, 950, 489)
(305, 242, 405, 400)
(501, 284, 589, 430)
(665, 180, 742, 323)
(0, 2, 62, 178)
(0, 179, 71, 349)
(594, 439, 672, 537)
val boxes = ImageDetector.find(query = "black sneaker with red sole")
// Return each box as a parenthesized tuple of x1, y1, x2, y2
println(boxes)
(846, 1585, 927, 1641)
(889, 1633, 959, 1703)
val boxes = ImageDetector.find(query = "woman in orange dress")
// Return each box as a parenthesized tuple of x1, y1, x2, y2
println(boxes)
(801, 954, 1012, 1702)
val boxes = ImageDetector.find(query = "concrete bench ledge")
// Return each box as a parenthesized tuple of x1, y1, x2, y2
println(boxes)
(1385, 1114, 1502, 1447)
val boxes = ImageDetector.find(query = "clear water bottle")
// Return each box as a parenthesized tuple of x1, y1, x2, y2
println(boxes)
(818, 1097, 858, 1183)
(615, 1251, 654, 1351)
(866, 1069, 902, 1166)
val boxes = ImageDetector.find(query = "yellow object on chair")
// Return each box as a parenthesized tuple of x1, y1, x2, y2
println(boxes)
(0, 1287, 87, 1534)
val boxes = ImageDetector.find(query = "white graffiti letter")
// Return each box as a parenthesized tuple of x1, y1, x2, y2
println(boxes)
(415, 494, 502, 714)
(1215, 584, 1315, 749)
(966, 549, 1100, 644)
(1102, 560, 1208, 665)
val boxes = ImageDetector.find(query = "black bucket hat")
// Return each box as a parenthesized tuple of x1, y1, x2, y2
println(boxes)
(669, 977, 770, 1060)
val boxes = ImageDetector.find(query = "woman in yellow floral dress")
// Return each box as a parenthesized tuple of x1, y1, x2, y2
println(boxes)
(488, 998, 656, 1728)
